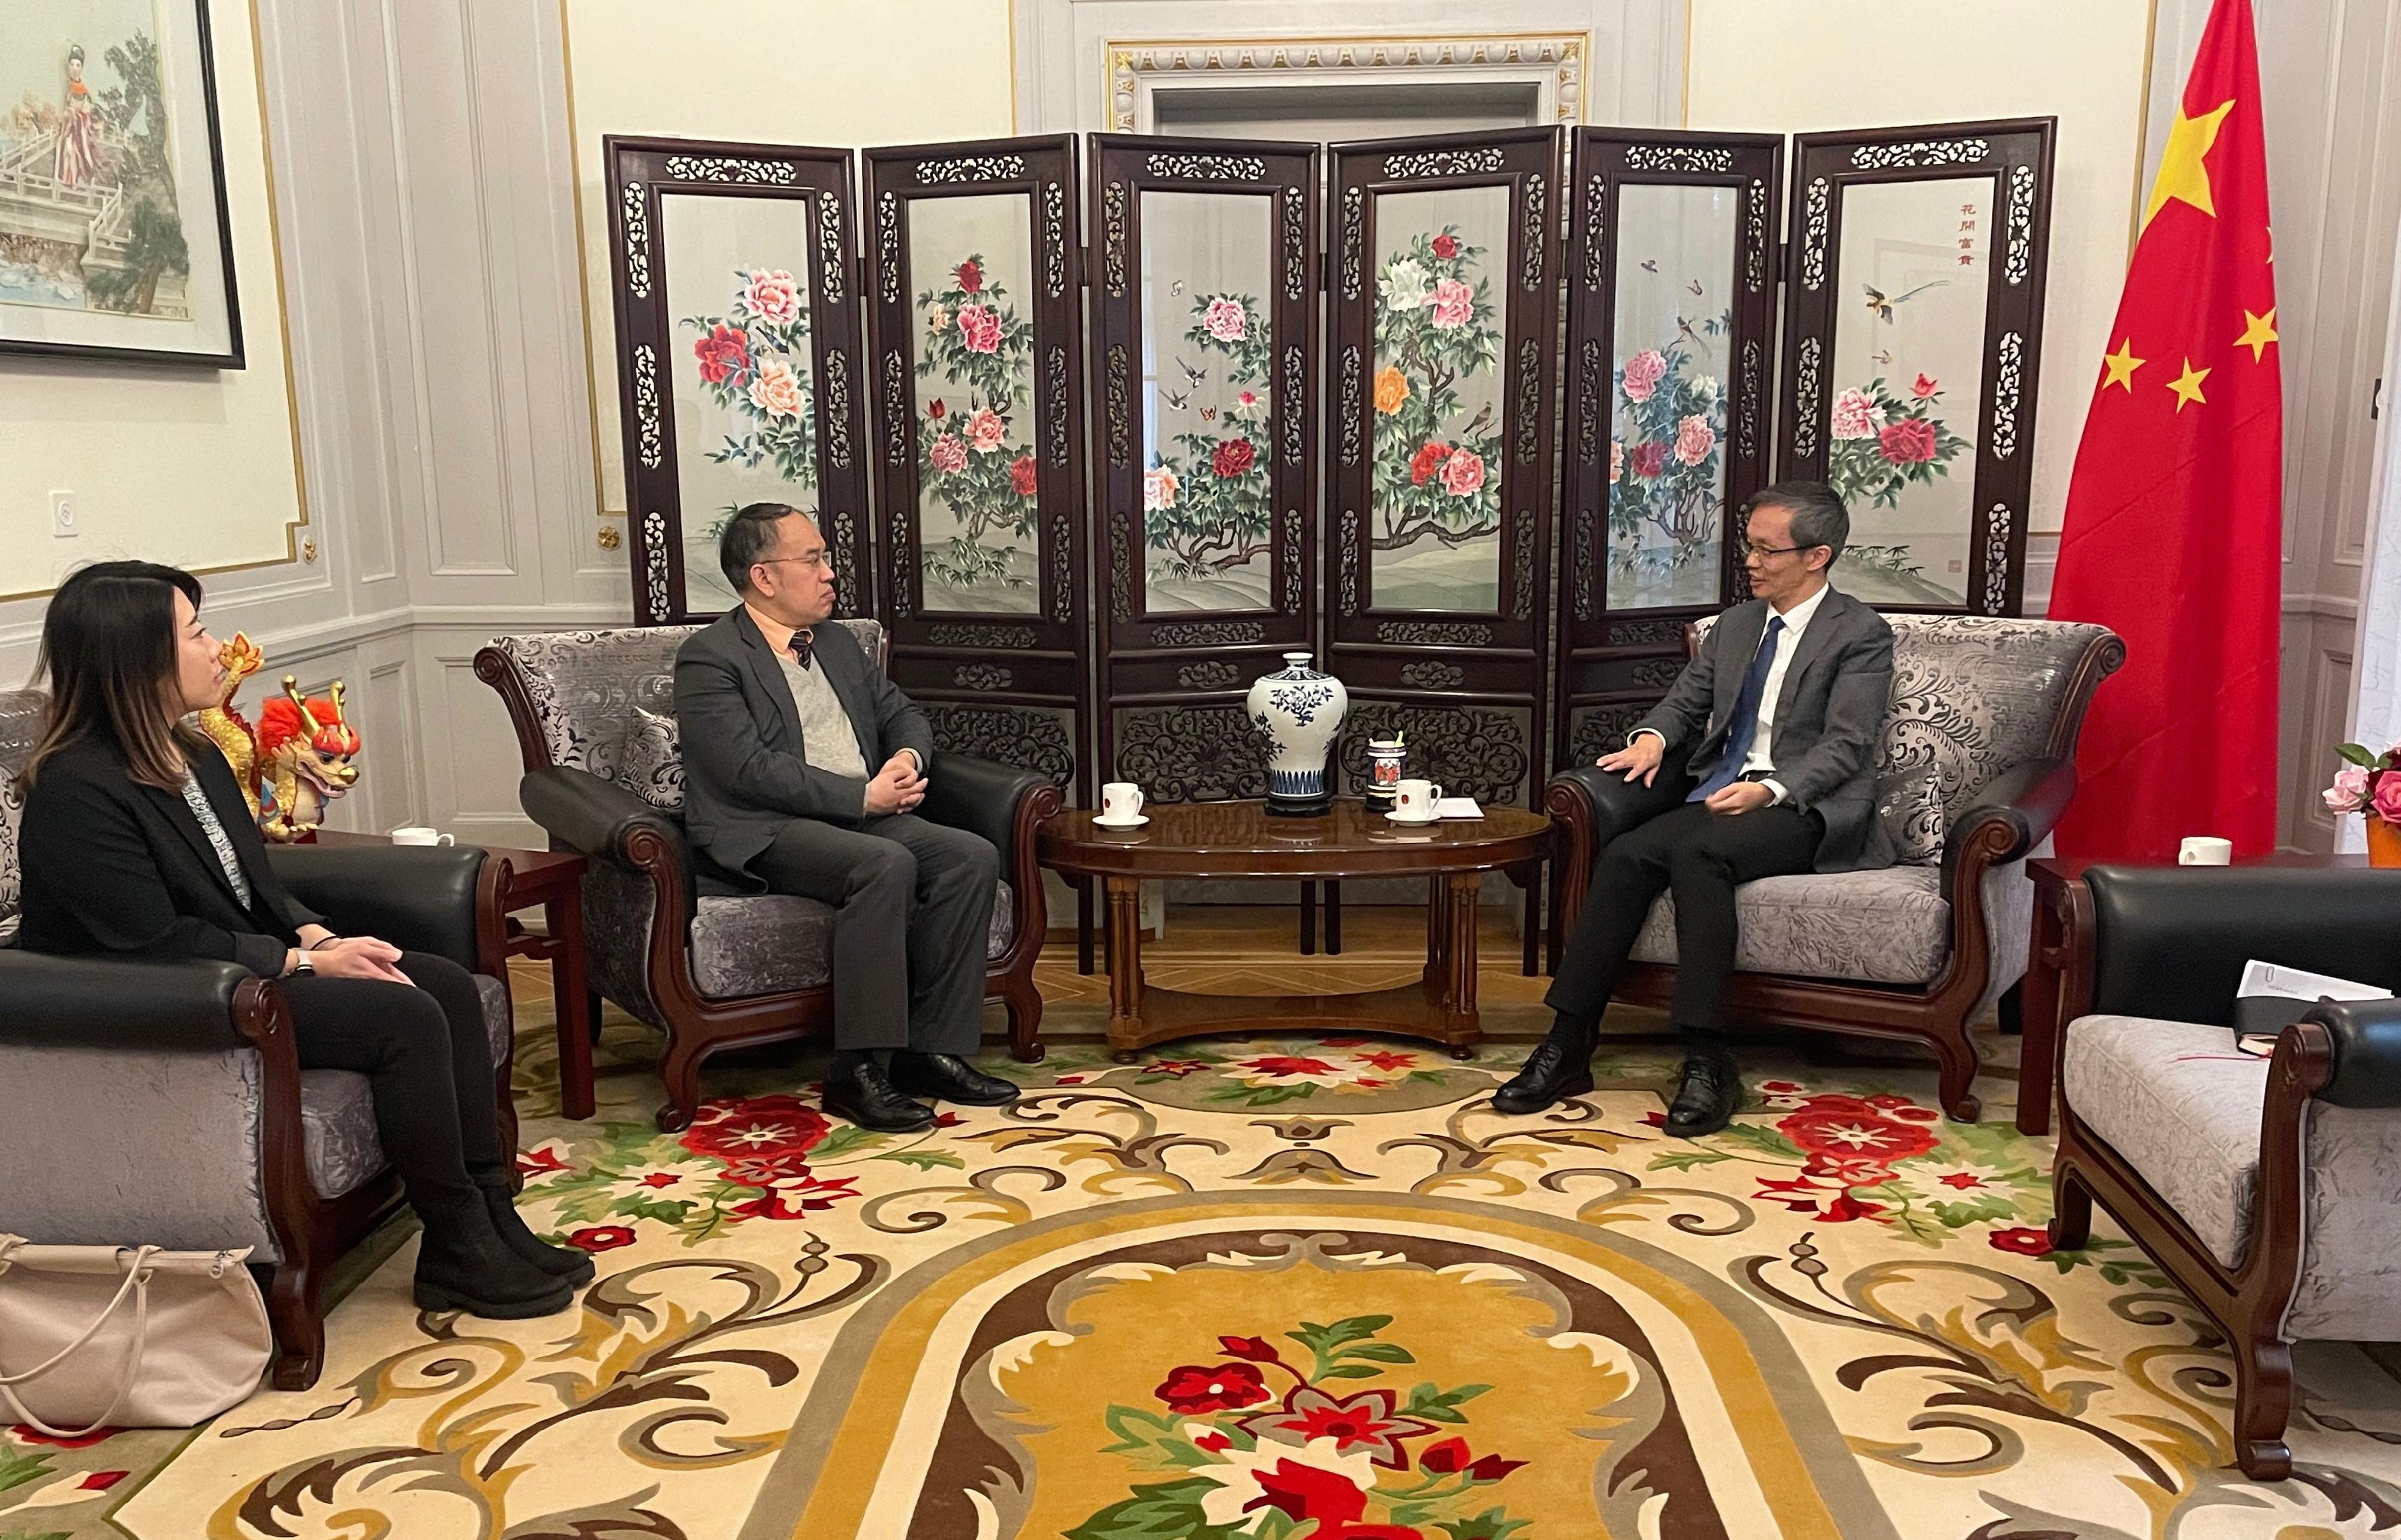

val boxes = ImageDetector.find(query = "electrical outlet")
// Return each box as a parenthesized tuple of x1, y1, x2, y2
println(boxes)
(49, 490, 77, 538)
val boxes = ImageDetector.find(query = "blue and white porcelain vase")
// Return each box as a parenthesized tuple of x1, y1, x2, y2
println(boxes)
(1247, 652, 1348, 817)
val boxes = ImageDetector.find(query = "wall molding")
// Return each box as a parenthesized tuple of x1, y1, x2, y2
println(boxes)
(1101, 34, 1591, 131)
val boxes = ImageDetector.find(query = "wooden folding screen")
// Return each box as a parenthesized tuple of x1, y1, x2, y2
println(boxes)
(862, 136, 1089, 793)
(1553, 130, 1783, 767)
(606, 136, 872, 624)
(1324, 129, 1563, 811)
(1777, 120, 2056, 616)
(1089, 134, 1322, 803)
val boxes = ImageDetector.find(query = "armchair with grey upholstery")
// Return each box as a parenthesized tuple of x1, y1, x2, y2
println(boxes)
(474, 621, 1060, 1135)
(1547, 615, 2123, 1120)
(2049, 863, 2401, 1478)
(0, 690, 518, 1392)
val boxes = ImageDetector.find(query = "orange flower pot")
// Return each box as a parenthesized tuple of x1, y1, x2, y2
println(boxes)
(2370, 817, 2401, 869)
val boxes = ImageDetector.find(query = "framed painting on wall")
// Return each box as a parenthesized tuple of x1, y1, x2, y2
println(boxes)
(1554, 128, 1782, 771)
(1089, 132, 1321, 805)
(864, 134, 1088, 795)
(0, 0, 244, 365)
(1777, 119, 2055, 615)
(605, 136, 872, 624)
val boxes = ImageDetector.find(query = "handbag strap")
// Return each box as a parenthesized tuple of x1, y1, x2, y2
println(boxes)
(0, 1245, 159, 1440)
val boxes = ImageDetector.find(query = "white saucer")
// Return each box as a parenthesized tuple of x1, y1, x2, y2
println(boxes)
(1092, 814, 1149, 829)
(1384, 811, 1439, 826)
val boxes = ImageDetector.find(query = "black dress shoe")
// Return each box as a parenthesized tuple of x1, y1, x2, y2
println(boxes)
(889, 1051, 1021, 1107)
(1491, 1038, 1595, 1115)
(822, 1060, 938, 1132)
(1661, 1050, 1742, 1138)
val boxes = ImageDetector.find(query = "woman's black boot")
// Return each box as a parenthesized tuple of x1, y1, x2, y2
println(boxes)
(413, 1197, 576, 1317)
(477, 1178, 597, 1287)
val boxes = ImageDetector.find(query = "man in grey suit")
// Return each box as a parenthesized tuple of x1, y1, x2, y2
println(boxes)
(1496, 481, 1895, 1134)
(675, 502, 1016, 1132)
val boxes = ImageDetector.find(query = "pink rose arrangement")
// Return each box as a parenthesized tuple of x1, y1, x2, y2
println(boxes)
(1878, 417, 1939, 465)
(1438, 447, 1486, 497)
(2325, 740, 2401, 827)
(966, 406, 1007, 452)
(956, 303, 1002, 355)
(1429, 277, 1474, 329)
(739, 268, 803, 326)
(1830, 387, 1884, 441)
(1202, 296, 1247, 342)
(1621, 349, 1667, 405)
(928, 433, 968, 475)
(1673, 414, 1716, 467)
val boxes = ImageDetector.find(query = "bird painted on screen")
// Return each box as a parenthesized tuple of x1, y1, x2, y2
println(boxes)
(1686, 279, 1704, 296)
(1177, 356, 1208, 388)
(1639, 259, 1659, 273)
(1164, 388, 1189, 411)
(1862, 280, 1948, 322)
(1458, 402, 1495, 439)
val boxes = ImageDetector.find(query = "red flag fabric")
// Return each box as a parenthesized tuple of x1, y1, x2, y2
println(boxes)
(2046, 0, 2281, 861)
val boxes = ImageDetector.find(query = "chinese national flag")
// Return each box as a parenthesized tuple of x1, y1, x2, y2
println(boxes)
(2047, 0, 2281, 861)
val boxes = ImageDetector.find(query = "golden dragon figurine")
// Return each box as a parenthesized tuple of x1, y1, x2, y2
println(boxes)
(194, 633, 364, 841)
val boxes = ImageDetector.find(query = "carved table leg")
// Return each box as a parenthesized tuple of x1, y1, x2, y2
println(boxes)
(1423, 874, 1452, 989)
(548, 884, 595, 1121)
(1443, 871, 1482, 1054)
(1106, 875, 1145, 1060)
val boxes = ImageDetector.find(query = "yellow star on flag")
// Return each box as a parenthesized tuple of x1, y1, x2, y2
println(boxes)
(2166, 358, 2211, 412)
(2101, 338, 2145, 391)
(2235, 308, 2277, 362)
(2143, 98, 2235, 228)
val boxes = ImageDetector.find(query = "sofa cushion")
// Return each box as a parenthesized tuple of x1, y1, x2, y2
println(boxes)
(2061, 1014, 2265, 1269)
(304, 972, 514, 1201)
(1875, 762, 1946, 867)
(688, 879, 1016, 1000)
(1629, 865, 1950, 985)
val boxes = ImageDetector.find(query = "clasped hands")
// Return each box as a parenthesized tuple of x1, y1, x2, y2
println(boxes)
(864, 751, 927, 817)
(1594, 735, 1774, 815)
(288, 923, 411, 983)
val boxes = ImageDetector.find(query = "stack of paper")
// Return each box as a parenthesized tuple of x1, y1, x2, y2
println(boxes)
(1433, 798, 1483, 820)
(2233, 958, 2392, 1042)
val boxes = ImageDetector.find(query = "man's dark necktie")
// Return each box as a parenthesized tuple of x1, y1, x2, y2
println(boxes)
(786, 630, 813, 671)
(1688, 614, 1785, 803)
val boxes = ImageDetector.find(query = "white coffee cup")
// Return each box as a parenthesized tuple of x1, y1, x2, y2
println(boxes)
(391, 826, 455, 847)
(2178, 835, 2233, 866)
(1098, 783, 1145, 823)
(1393, 779, 1444, 823)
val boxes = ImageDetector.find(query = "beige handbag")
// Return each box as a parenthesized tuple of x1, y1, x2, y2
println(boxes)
(0, 1236, 273, 1436)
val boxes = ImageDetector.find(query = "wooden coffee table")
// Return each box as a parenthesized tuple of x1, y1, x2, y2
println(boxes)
(1038, 799, 1553, 1059)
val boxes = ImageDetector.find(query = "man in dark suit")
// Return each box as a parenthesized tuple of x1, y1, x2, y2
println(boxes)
(674, 502, 1014, 1132)
(1497, 481, 1895, 1134)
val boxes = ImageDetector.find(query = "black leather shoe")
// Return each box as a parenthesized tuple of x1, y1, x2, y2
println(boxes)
(1491, 1038, 1595, 1115)
(823, 1060, 938, 1131)
(414, 1201, 576, 1319)
(1661, 1050, 1742, 1138)
(480, 1182, 595, 1287)
(889, 1051, 1021, 1107)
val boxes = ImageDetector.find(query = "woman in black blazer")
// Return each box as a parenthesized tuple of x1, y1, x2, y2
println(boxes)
(18, 562, 588, 1319)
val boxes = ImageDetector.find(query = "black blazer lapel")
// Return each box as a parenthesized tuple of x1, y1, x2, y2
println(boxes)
(141, 778, 251, 912)
(733, 609, 806, 747)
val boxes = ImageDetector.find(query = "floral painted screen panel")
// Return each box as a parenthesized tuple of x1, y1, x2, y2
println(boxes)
(1778, 121, 2055, 617)
(658, 194, 819, 617)
(908, 193, 1040, 615)
(1139, 190, 1276, 614)
(1607, 183, 1740, 610)
(1822, 176, 1995, 606)
(606, 137, 869, 627)
(1367, 184, 1510, 615)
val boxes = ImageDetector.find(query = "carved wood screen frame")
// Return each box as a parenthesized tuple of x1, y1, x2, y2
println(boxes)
(1091, 134, 1322, 802)
(1325, 128, 1564, 810)
(863, 136, 1088, 794)
(1777, 119, 2056, 617)
(1554, 129, 1782, 769)
(605, 136, 872, 625)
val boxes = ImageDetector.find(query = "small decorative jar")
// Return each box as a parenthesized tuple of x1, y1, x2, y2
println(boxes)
(1247, 652, 1348, 817)
(1364, 737, 1406, 807)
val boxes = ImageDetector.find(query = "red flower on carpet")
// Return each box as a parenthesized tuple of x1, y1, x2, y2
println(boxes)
(726, 1175, 861, 1220)
(1989, 1226, 2055, 1257)
(1240, 1056, 1338, 1079)
(1251, 1458, 1369, 1526)
(1778, 1103, 1938, 1164)
(1890, 1105, 1942, 1123)
(1752, 1175, 1834, 1212)
(516, 1146, 572, 1178)
(1194, 1430, 1232, 1453)
(1878, 417, 1939, 465)
(1240, 1387, 1436, 1467)
(1219, 1335, 1282, 1362)
(1322, 1037, 1367, 1047)
(637, 1171, 684, 1189)
(1157, 1362, 1272, 1414)
(1465, 1453, 1526, 1482)
(679, 1095, 831, 1161)
(1639, 1110, 1667, 1128)
(1937, 1171, 1989, 1191)
(1417, 1436, 1471, 1473)
(8, 1424, 118, 1448)
(1803, 1152, 1897, 1187)
(691, 323, 750, 385)
(1816, 1193, 1887, 1224)
(1145, 1059, 1211, 1078)
(933, 1111, 967, 1128)
(566, 1226, 636, 1252)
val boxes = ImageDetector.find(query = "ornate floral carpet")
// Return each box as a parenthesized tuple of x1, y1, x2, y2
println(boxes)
(11, 994, 2401, 1538)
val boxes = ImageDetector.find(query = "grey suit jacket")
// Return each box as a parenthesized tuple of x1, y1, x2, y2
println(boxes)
(672, 609, 938, 889)
(1634, 587, 1895, 872)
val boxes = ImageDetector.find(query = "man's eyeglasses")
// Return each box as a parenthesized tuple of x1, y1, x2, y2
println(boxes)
(755, 553, 833, 573)
(1742, 542, 1816, 561)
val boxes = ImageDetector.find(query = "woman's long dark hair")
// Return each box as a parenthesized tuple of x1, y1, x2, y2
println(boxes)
(23, 561, 209, 792)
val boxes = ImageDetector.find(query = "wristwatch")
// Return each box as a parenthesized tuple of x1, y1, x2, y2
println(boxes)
(286, 952, 315, 978)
